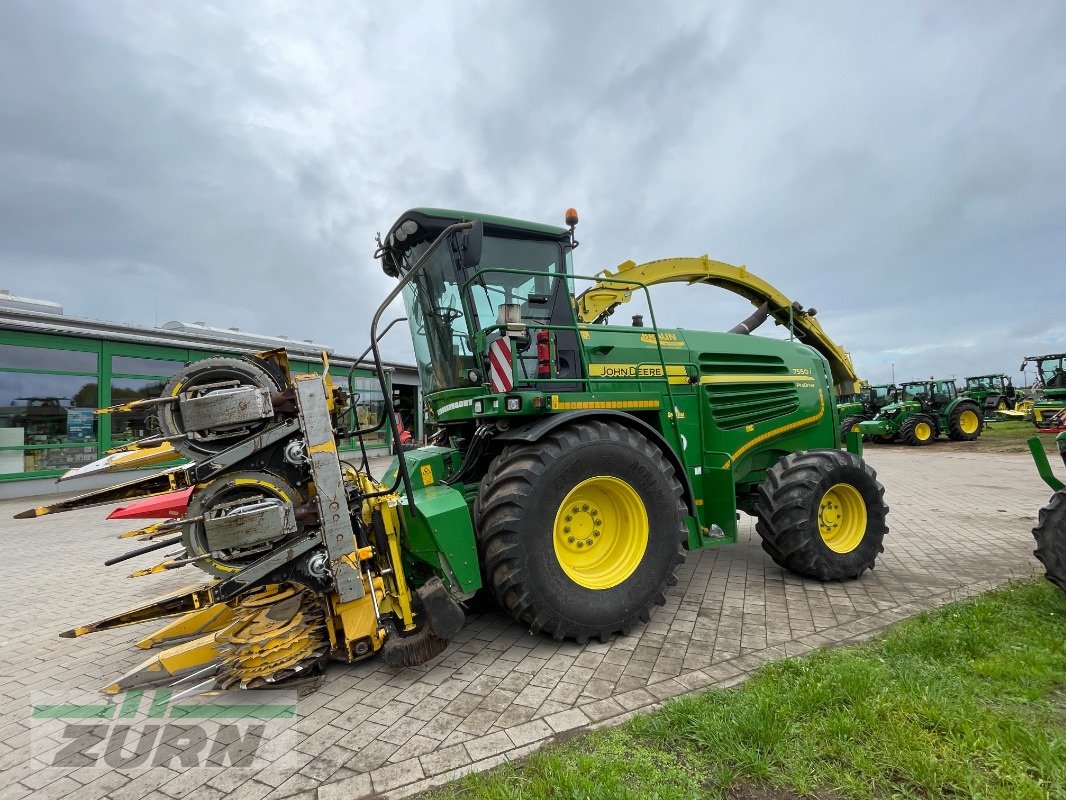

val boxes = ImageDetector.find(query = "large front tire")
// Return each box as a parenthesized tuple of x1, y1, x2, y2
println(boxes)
(1033, 490, 1066, 594)
(755, 450, 889, 581)
(947, 402, 984, 441)
(839, 415, 866, 444)
(900, 414, 936, 446)
(475, 419, 687, 643)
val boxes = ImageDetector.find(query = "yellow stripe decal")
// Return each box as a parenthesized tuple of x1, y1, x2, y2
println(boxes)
(726, 391, 826, 468)
(550, 395, 661, 411)
(700, 374, 816, 384)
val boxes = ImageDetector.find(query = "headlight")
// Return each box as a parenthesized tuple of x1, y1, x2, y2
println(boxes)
(505, 397, 521, 412)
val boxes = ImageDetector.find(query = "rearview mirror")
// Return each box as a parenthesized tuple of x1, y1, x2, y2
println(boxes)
(458, 220, 483, 268)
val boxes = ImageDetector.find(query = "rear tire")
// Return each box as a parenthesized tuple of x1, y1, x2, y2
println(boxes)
(839, 415, 866, 444)
(475, 419, 687, 643)
(1033, 490, 1066, 594)
(755, 449, 888, 581)
(899, 415, 936, 446)
(947, 402, 984, 441)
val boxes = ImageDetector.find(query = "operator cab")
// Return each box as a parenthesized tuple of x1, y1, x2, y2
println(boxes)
(379, 208, 581, 396)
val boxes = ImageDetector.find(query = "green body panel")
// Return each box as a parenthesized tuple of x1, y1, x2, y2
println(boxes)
(383, 447, 480, 594)
(401, 484, 481, 595)
(837, 400, 864, 418)
(410, 207, 569, 238)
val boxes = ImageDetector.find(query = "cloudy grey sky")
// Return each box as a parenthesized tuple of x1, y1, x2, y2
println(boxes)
(1, 1, 1064, 386)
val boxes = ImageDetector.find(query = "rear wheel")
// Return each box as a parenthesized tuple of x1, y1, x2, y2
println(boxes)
(899, 415, 936, 446)
(1033, 490, 1066, 594)
(755, 449, 888, 580)
(839, 415, 866, 443)
(475, 419, 687, 643)
(947, 402, 984, 441)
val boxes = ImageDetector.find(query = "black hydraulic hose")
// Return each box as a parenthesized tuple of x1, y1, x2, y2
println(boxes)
(728, 301, 771, 334)
(104, 535, 183, 567)
(367, 221, 475, 513)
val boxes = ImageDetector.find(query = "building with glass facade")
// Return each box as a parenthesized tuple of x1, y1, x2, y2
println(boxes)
(0, 300, 419, 498)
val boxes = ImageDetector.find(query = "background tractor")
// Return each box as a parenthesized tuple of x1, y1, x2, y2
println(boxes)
(859, 379, 984, 446)
(15, 208, 889, 694)
(837, 383, 898, 440)
(1028, 432, 1066, 593)
(961, 373, 1020, 414)
(1021, 353, 1066, 429)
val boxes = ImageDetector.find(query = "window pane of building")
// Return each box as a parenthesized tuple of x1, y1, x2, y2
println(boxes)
(111, 355, 185, 377)
(0, 343, 97, 372)
(110, 377, 168, 442)
(17, 445, 99, 474)
(349, 377, 386, 447)
(0, 372, 99, 473)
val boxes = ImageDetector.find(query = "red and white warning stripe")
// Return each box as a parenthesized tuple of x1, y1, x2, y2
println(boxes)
(487, 336, 513, 393)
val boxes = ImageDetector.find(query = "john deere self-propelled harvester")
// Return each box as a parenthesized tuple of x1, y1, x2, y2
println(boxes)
(16, 208, 888, 694)
(1021, 353, 1066, 429)
(859, 379, 983, 446)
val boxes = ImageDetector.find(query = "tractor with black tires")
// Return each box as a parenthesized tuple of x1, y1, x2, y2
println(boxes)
(961, 373, 1020, 415)
(15, 208, 890, 693)
(1028, 433, 1066, 594)
(859, 378, 984, 446)
(837, 383, 898, 440)
(1021, 353, 1066, 429)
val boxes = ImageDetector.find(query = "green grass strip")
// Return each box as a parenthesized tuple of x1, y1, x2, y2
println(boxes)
(428, 580, 1066, 799)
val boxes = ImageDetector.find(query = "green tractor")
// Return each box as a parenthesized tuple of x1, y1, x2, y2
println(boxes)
(1028, 433, 1066, 593)
(14, 208, 891, 692)
(1021, 353, 1066, 429)
(961, 373, 1020, 414)
(837, 383, 898, 440)
(859, 379, 984, 446)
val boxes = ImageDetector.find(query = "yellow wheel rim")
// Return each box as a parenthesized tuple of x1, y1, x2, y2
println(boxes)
(552, 476, 649, 590)
(959, 410, 979, 434)
(915, 421, 932, 440)
(996, 400, 1007, 411)
(818, 483, 867, 553)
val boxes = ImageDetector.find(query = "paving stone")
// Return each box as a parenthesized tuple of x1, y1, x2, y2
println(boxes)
(418, 742, 471, 777)
(463, 730, 513, 762)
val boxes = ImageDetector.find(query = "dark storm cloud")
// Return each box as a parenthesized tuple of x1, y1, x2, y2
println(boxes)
(0, 1, 1064, 383)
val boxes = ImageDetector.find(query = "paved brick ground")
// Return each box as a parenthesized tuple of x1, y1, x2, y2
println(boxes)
(0, 447, 1050, 800)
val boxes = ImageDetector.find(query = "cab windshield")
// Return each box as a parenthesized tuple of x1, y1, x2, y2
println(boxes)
(900, 383, 928, 401)
(398, 233, 568, 394)
(1036, 357, 1066, 388)
(400, 241, 473, 395)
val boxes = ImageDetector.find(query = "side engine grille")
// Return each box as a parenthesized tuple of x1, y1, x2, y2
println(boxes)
(704, 381, 800, 430)
(698, 352, 791, 376)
